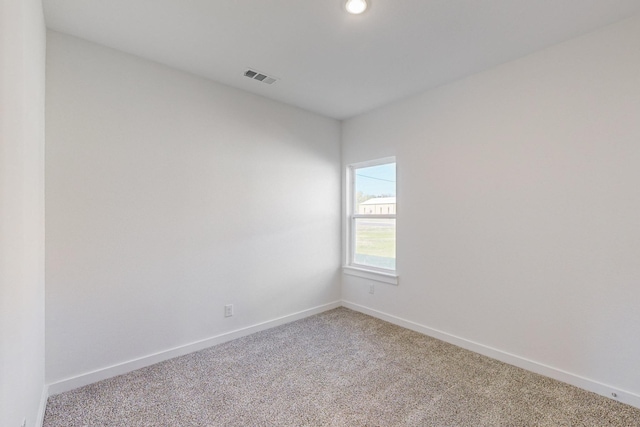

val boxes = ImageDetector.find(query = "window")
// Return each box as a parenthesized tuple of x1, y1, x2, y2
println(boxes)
(345, 157, 397, 283)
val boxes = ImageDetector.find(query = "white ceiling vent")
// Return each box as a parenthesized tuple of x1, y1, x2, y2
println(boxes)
(244, 69, 277, 85)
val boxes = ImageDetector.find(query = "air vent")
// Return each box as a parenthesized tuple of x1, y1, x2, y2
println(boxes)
(244, 69, 278, 85)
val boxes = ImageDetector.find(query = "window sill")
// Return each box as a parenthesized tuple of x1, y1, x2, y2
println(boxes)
(342, 266, 399, 285)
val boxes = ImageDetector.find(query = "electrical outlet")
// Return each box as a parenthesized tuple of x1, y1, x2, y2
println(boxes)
(369, 283, 375, 294)
(224, 304, 233, 317)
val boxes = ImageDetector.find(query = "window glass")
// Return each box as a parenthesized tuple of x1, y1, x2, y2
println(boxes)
(351, 161, 396, 271)
(354, 218, 396, 270)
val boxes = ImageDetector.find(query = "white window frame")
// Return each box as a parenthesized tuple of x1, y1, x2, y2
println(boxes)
(343, 157, 399, 285)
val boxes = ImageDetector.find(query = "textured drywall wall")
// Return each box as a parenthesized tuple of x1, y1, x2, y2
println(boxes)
(0, 0, 47, 425)
(342, 15, 640, 401)
(46, 32, 341, 384)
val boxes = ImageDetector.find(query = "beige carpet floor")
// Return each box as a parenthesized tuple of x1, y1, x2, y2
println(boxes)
(44, 307, 640, 426)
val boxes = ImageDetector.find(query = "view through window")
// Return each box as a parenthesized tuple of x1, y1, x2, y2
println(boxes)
(350, 160, 396, 271)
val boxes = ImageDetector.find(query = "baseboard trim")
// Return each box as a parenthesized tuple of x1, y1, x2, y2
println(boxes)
(341, 300, 640, 410)
(37, 385, 48, 427)
(47, 301, 341, 396)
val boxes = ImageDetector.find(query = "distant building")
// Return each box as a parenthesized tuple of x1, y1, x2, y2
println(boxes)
(358, 197, 396, 214)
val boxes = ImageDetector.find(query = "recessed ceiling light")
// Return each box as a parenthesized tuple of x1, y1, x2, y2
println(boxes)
(345, 0, 368, 15)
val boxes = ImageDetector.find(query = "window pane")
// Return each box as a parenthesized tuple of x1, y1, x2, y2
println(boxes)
(355, 163, 396, 215)
(354, 218, 396, 270)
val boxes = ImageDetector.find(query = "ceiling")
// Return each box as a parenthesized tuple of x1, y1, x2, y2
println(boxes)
(43, 0, 640, 119)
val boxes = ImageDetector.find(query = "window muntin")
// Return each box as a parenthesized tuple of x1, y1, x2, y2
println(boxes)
(349, 159, 396, 272)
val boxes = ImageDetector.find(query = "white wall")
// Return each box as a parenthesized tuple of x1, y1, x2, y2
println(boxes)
(46, 32, 341, 386)
(342, 15, 640, 405)
(0, 0, 47, 426)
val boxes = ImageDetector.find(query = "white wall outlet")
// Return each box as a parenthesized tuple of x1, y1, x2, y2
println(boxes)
(224, 304, 233, 317)
(369, 283, 375, 294)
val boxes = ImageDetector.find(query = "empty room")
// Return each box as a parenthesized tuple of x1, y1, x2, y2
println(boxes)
(3, 0, 640, 426)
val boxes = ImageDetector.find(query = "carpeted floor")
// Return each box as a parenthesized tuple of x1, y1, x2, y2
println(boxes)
(44, 307, 640, 426)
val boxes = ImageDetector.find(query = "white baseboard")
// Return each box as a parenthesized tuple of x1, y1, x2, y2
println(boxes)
(44, 299, 640, 411)
(37, 385, 48, 427)
(47, 301, 341, 396)
(342, 300, 640, 410)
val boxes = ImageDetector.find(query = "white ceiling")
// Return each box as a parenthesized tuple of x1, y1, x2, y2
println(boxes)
(43, 0, 640, 119)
